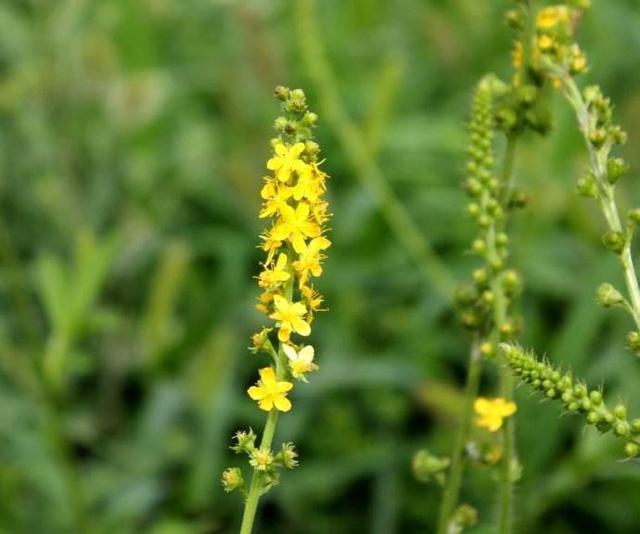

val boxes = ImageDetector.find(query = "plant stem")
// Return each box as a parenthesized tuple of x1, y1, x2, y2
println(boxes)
(436, 339, 483, 534)
(239, 409, 279, 534)
(494, 136, 518, 534)
(294, 0, 456, 300)
(562, 76, 640, 330)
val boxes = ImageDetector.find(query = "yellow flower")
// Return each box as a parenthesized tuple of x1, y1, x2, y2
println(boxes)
(512, 40, 523, 70)
(301, 284, 326, 314)
(537, 34, 555, 52)
(259, 229, 282, 264)
(247, 366, 293, 412)
(474, 397, 517, 432)
(269, 294, 311, 341)
(293, 236, 331, 286)
(258, 253, 291, 289)
(536, 6, 570, 29)
(267, 142, 308, 182)
(271, 203, 321, 253)
(249, 449, 274, 471)
(282, 344, 319, 381)
(260, 179, 292, 218)
(291, 164, 326, 202)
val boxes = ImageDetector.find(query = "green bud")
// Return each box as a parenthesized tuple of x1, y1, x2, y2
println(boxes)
(607, 157, 630, 184)
(305, 140, 320, 157)
(482, 290, 495, 305)
(589, 390, 603, 405)
(614, 404, 628, 419)
(504, 9, 524, 30)
(231, 429, 257, 454)
(472, 239, 487, 255)
(589, 128, 607, 148)
(221, 467, 244, 492)
(625, 442, 639, 458)
(274, 116, 288, 132)
(576, 174, 599, 198)
(452, 504, 478, 529)
(273, 85, 289, 100)
(302, 111, 318, 127)
(279, 442, 299, 469)
(508, 190, 528, 209)
(629, 208, 640, 225)
(615, 422, 629, 437)
(631, 419, 640, 434)
(610, 125, 627, 145)
(602, 231, 625, 254)
(626, 331, 640, 355)
(587, 411, 600, 424)
(473, 268, 488, 286)
(467, 203, 481, 217)
(596, 283, 624, 307)
(464, 178, 483, 197)
(288, 88, 307, 112)
(412, 449, 450, 483)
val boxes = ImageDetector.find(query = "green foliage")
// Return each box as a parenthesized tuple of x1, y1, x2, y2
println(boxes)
(0, 0, 638, 533)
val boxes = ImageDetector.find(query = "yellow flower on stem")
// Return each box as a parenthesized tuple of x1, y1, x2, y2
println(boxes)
(536, 6, 570, 29)
(474, 397, 517, 432)
(271, 203, 321, 253)
(267, 142, 307, 182)
(259, 229, 282, 264)
(260, 179, 292, 218)
(258, 253, 291, 289)
(269, 294, 311, 341)
(247, 367, 293, 412)
(293, 236, 331, 286)
(282, 344, 319, 381)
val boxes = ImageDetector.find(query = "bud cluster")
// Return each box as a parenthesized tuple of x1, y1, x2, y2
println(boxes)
(412, 449, 450, 485)
(455, 77, 523, 349)
(222, 429, 299, 495)
(500, 344, 640, 458)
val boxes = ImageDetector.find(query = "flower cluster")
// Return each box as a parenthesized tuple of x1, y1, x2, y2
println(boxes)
(534, 4, 589, 79)
(455, 76, 523, 350)
(500, 344, 640, 458)
(222, 429, 299, 495)
(223, 87, 330, 503)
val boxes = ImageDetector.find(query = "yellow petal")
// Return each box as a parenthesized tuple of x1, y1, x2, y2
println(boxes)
(258, 397, 274, 411)
(474, 397, 491, 416)
(272, 294, 288, 312)
(274, 396, 292, 412)
(292, 317, 311, 336)
(278, 326, 291, 342)
(258, 367, 277, 386)
(276, 380, 293, 393)
(275, 143, 287, 156)
(247, 386, 265, 400)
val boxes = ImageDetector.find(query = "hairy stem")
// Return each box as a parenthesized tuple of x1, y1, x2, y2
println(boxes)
(239, 409, 279, 534)
(495, 136, 518, 534)
(436, 339, 483, 534)
(562, 76, 640, 330)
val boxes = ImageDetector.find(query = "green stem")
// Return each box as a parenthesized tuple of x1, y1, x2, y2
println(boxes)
(436, 339, 483, 534)
(294, 0, 456, 299)
(562, 76, 640, 330)
(494, 136, 518, 534)
(239, 409, 279, 534)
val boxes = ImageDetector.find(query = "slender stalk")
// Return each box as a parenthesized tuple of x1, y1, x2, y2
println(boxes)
(294, 0, 456, 299)
(494, 137, 518, 534)
(562, 76, 640, 330)
(436, 339, 483, 534)
(239, 409, 279, 534)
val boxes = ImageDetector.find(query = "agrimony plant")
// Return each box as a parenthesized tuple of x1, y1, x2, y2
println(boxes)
(499, 0, 640, 460)
(222, 86, 331, 534)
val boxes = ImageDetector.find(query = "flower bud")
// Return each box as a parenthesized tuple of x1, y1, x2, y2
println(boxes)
(602, 231, 625, 254)
(625, 442, 639, 458)
(273, 85, 289, 101)
(626, 331, 640, 355)
(607, 157, 630, 184)
(589, 128, 607, 148)
(412, 449, 450, 483)
(576, 174, 598, 198)
(596, 283, 624, 307)
(221, 467, 244, 493)
(302, 111, 318, 127)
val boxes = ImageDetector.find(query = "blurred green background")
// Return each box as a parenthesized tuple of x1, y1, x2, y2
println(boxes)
(1, 0, 640, 532)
